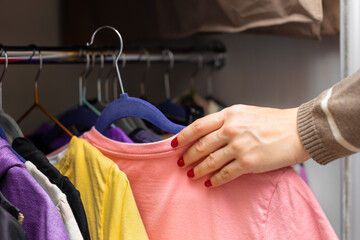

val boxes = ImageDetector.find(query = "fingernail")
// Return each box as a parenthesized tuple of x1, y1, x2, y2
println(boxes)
(177, 157, 185, 167)
(204, 179, 212, 187)
(171, 137, 178, 148)
(187, 169, 195, 178)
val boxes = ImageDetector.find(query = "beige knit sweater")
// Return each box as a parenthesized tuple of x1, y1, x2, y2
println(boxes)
(297, 69, 360, 164)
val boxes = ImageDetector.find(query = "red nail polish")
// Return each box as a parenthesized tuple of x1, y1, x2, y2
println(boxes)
(187, 169, 195, 178)
(204, 179, 212, 187)
(177, 157, 185, 167)
(171, 137, 178, 148)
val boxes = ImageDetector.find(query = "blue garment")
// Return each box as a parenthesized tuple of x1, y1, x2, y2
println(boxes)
(0, 124, 26, 163)
(157, 99, 187, 124)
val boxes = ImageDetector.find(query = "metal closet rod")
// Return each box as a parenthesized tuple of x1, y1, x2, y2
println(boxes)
(0, 45, 226, 68)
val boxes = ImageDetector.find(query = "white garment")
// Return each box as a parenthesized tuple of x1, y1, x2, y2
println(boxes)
(25, 161, 83, 240)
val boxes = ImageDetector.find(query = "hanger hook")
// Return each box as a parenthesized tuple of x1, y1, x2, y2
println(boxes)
(87, 25, 124, 95)
(99, 51, 105, 69)
(0, 48, 8, 84)
(84, 51, 91, 75)
(0, 48, 8, 110)
(121, 53, 126, 69)
(162, 49, 174, 71)
(78, 50, 91, 105)
(139, 48, 151, 70)
(96, 51, 105, 103)
(139, 48, 151, 97)
(84, 51, 95, 79)
(35, 50, 43, 86)
(161, 49, 174, 99)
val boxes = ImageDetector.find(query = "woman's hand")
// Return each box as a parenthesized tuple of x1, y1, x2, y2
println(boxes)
(171, 105, 310, 188)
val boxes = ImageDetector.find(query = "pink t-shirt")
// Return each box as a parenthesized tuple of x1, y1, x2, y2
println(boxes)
(83, 127, 338, 240)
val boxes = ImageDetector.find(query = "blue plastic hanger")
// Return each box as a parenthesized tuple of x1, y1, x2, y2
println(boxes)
(90, 26, 185, 134)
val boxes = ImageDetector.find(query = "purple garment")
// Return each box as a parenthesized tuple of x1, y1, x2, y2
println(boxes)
(28, 122, 81, 154)
(107, 126, 134, 143)
(0, 138, 70, 240)
(299, 164, 309, 185)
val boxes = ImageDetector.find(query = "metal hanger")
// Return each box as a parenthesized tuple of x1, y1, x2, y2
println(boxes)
(81, 51, 102, 116)
(0, 48, 24, 141)
(104, 52, 116, 104)
(17, 50, 73, 137)
(40, 50, 99, 144)
(0, 48, 8, 111)
(113, 53, 138, 129)
(139, 48, 151, 99)
(162, 49, 174, 100)
(156, 49, 187, 124)
(90, 26, 184, 134)
(96, 52, 105, 103)
(94, 50, 135, 135)
(112, 53, 126, 102)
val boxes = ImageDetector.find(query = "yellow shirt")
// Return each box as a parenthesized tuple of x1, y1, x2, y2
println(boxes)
(55, 137, 148, 240)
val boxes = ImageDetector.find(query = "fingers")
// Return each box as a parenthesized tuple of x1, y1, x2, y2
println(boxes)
(188, 145, 233, 180)
(172, 112, 224, 148)
(182, 129, 227, 166)
(206, 160, 247, 188)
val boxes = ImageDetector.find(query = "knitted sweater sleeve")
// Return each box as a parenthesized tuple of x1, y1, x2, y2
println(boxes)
(297, 69, 360, 164)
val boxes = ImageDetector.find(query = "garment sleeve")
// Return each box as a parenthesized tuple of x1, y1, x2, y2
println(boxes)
(297, 69, 360, 164)
(265, 169, 338, 239)
(103, 165, 149, 240)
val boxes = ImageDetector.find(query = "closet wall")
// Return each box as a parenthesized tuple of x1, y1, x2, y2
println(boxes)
(0, 0, 341, 237)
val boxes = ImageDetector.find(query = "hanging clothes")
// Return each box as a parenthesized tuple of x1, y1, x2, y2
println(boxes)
(128, 128, 162, 143)
(107, 126, 134, 143)
(54, 137, 148, 240)
(0, 190, 23, 224)
(0, 138, 70, 240)
(25, 161, 83, 240)
(82, 127, 338, 240)
(12, 137, 91, 240)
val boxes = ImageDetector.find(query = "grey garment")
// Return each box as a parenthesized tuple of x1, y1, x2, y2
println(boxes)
(0, 205, 28, 240)
(124, 117, 137, 130)
(0, 191, 21, 222)
(298, 68, 360, 165)
(0, 111, 24, 143)
(114, 118, 136, 135)
(128, 117, 149, 131)
(129, 128, 162, 143)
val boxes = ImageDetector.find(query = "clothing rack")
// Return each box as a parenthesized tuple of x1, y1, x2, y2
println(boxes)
(0, 44, 226, 69)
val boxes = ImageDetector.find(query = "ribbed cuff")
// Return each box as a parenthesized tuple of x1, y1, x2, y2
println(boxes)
(297, 99, 338, 165)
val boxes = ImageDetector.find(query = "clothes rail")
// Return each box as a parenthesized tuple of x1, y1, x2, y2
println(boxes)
(0, 45, 226, 69)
